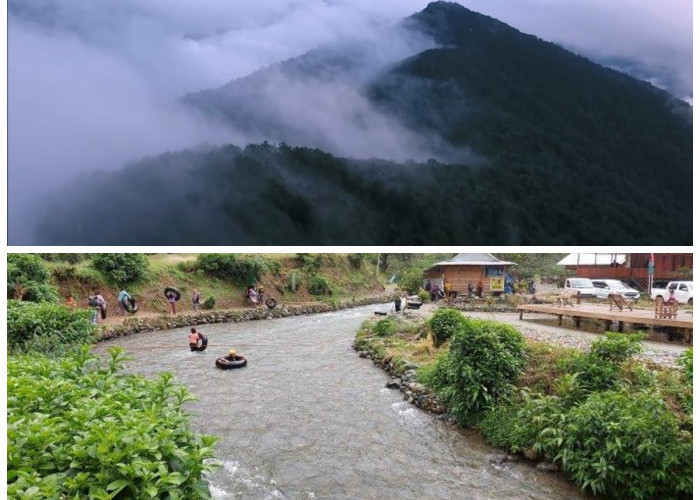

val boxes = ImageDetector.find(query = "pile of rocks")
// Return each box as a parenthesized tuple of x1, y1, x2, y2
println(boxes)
(356, 344, 447, 416)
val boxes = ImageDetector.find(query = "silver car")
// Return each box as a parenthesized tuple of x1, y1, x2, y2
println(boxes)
(591, 279, 641, 301)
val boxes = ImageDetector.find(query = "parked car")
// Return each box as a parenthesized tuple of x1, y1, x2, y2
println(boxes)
(651, 281, 693, 304)
(563, 278, 598, 298)
(591, 279, 641, 301)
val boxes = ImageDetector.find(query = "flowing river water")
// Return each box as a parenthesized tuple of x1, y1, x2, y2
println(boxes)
(94, 305, 587, 500)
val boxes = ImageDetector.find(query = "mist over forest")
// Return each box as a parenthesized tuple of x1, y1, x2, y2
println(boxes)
(8, 1, 692, 244)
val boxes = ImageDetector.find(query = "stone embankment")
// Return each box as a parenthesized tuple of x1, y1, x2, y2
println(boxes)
(99, 295, 394, 340)
(354, 343, 448, 418)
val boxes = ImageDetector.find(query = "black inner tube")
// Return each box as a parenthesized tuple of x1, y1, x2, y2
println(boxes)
(265, 297, 277, 309)
(122, 296, 138, 314)
(192, 334, 208, 352)
(215, 356, 247, 369)
(164, 287, 181, 301)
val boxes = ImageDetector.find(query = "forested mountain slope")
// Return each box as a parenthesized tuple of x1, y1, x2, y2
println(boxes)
(35, 2, 692, 244)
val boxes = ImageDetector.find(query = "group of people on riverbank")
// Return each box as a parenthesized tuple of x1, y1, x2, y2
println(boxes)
(82, 290, 135, 324)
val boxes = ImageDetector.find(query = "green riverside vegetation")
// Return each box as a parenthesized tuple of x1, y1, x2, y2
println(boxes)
(356, 310, 693, 500)
(7, 348, 217, 499)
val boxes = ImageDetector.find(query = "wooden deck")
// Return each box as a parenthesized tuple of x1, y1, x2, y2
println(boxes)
(517, 303, 693, 343)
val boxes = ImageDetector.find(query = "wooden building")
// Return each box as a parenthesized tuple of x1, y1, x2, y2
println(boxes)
(423, 253, 516, 295)
(558, 253, 692, 288)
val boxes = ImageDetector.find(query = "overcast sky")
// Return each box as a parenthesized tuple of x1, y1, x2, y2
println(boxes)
(7, 0, 693, 243)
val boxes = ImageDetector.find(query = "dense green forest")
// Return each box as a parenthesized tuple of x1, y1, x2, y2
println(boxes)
(35, 1, 691, 244)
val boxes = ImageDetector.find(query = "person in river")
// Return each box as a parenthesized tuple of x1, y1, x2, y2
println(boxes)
(225, 349, 243, 361)
(192, 289, 201, 312)
(117, 289, 131, 316)
(166, 291, 177, 315)
(189, 327, 202, 350)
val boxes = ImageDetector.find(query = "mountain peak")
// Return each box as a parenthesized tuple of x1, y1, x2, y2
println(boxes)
(407, 1, 519, 46)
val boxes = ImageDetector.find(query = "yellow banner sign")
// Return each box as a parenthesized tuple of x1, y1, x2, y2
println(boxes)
(490, 277, 505, 292)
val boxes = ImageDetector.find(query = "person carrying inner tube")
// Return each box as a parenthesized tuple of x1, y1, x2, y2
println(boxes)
(166, 291, 177, 315)
(117, 290, 131, 316)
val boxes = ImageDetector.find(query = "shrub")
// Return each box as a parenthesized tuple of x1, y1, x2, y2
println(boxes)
(296, 253, 323, 273)
(7, 348, 218, 499)
(92, 253, 149, 284)
(427, 308, 466, 347)
(7, 254, 58, 302)
(589, 332, 644, 363)
(373, 318, 396, 337)
(436, 318, 526, 426)
(7, 300, 97, 356)
(196, 254, 268, 285)
(480, 391, 569, 455)
(202, 296, 216, 310)
(416, 349, 451, 389)
(541, 390, 692, 499)
(417, 289, 429, 302)
(398, 269, 423, 294)
(347, 254, 364, 269)
(308, 275, 330, 295)
(562, 333, 645, 396)
(39, 253, 87, 264)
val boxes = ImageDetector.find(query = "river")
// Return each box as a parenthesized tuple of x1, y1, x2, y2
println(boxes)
(94, 305, 586, 500)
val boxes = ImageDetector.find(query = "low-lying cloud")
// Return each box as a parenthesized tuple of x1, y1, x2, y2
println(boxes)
(8, 0, 692, 243)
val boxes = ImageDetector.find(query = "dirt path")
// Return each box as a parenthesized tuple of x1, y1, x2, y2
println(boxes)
(97, 284, 398, 327)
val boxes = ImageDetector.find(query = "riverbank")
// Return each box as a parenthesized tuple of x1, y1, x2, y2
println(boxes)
(98, 294, 396, 340)
(353, 309, 693, 500)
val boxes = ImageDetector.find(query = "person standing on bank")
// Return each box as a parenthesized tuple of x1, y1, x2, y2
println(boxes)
(192, 289, 201, 312)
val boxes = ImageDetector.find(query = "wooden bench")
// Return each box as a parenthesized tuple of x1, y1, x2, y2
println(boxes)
(654, 296, 678, 319)
(608, 293, 633, 311)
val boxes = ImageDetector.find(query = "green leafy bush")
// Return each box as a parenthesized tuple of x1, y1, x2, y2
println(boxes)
(7, 253, 58, 303)
(7, 300, 97, 356)
(434, 318, 526, 426)
(195, 254, 269, 285)
(562, 332, 645, 396)
(427, 308, 466, 347)
(541, 390, 692, 499)
(398, 269, 423, 294)
(417, 289, 429, 302)
(589, 332, 644, 363)
(308, 275, 330, 295)
(7, 348, 218, 499)
(296, 253, 323, 273)
(92, 253, 149, 284)
(39, 253, 88, 264)
(202, 297, 216, 310)
(373, 318, 396, 337)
